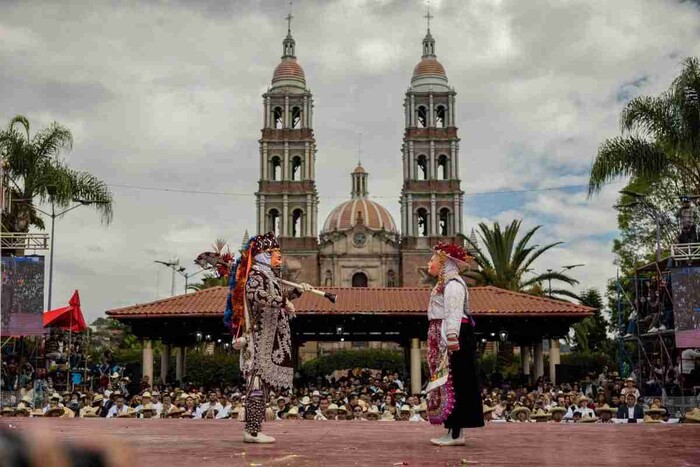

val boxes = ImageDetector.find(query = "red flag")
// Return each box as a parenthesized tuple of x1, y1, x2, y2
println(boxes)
(43, 290, 88, 332)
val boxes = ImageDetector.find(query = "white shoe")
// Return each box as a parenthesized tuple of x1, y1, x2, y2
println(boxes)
(648, 327, 659, 333)
(659, 325, 667, 331)
(243, 431, 276, 444)
(438, 436, 466, 446)
(430, 430, 452, 446)
(623, 333, 633, 338)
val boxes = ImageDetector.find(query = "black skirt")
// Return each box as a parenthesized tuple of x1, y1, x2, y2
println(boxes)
(444, 322, 485, 429)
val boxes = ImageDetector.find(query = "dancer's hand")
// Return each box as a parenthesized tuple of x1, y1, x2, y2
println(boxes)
(447, 334, 460, 352)
(285, 299, 297, 318)
(298, 282, 313, 293)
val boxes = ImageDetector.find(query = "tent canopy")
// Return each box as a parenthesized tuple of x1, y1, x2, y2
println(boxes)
(43, 290, 87, 333)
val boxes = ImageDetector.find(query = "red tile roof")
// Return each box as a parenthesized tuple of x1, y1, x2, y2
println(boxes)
(106, 286, 592, 319)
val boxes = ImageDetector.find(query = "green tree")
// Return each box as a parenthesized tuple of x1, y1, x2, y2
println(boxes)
(187, 273, 227, 291)
(571, 288, 609, 353)
(589, 59, 700, 335)
(0, 115, 113, 254)
(464, 220, 579, 300)
(589, 57, 700, 196)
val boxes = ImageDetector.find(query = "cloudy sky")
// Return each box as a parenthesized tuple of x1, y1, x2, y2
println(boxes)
(1, 0, 699, 322)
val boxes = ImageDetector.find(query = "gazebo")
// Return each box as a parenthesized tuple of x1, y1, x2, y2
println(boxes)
(106, 286, 593, 392)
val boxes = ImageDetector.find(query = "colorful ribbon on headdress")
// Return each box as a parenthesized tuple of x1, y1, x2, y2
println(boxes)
(223, 237, 254, 334)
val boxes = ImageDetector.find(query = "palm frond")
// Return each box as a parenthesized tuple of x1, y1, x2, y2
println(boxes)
(588, 136, 669, 195)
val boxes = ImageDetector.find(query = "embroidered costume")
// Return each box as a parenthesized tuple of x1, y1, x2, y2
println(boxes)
(221, 232, 305, 443)
(427, 242, 484, 445)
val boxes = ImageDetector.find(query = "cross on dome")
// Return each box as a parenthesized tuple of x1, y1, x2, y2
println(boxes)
(424, 7, 433, 32)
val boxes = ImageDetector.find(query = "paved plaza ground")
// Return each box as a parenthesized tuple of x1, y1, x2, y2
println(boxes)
(7, 419, 700, 466)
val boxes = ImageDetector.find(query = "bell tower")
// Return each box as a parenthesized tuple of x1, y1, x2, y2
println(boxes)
(255, 13, 319, 283)
(400, 14, 465, 286)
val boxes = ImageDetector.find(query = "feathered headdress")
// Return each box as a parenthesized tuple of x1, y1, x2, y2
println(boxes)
(222, 232, 280, 335)
(433, 242, 472, 271)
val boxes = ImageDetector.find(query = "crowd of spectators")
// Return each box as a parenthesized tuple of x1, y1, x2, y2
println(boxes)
(2, 366, 699, 424)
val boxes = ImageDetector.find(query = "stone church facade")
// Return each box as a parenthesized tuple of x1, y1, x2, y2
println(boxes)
(254, 23, 467, 288)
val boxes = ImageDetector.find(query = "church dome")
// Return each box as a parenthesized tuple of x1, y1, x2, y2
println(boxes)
(322, 198, 397, 233)
(272, 57, 306, 85)
(323, 162, 397, 233)
(412, 56, 446, 79)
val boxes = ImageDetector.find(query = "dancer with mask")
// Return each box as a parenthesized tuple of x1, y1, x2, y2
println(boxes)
(425, 242, 484, 446)
(225, 232, 312, 443)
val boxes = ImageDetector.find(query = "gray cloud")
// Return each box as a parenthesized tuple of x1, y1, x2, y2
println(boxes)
(1, 0, 698, 320)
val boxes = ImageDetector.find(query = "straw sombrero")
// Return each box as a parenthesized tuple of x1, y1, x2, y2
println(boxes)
(531, 409, 551, 420)
(285, 406, 300, 419)
(580, 415, 598, 423)
(548, 406, 567, 414)
(510, 406, 531, 418)
(365, 408, 380, 420)
(683, 407, 700, 423)
(45, 407, 65, 417)
(117, 408, 137, 418)
(82, 407, 100, 418)
(645, 405, 666, 415)
(14, 403, 30, 416)
(643, 415, 661, 424)
(595, 404, 614, 415)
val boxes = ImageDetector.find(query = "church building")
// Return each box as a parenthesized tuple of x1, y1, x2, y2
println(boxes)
(255, 19, 466, 288)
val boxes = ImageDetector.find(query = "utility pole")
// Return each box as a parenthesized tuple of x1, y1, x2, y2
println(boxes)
(155, 259, 179, 297)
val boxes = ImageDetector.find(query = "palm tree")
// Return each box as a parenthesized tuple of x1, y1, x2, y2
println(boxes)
(187, 273, 227, 292)
(464, 220, 579, 300)
(589, 57, 700, 195)
(0, 115, 113, 255)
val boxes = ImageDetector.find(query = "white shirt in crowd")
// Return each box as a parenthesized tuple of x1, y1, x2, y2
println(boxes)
(106, 405, 129, 418)
(681, 349, 700, 374)
(216, 404, 232, 419)
(626, 406, 637, 420)
(564, 405, 594, 419)
(195, 402, 223, 418)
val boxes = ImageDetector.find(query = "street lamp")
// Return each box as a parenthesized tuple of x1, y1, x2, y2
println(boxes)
(35, 186, 109, 310)
(154, 259, 180, 297)
(155, 260, 208, 295)
(540, 264, 584, 297)
(176, 267, 208, 293)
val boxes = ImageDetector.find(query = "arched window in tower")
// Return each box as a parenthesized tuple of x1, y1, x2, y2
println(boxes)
(291, 209, 304, 237)
(416, 155, 428, 180)
(435, 106, 446, 128)
(270, 156, 282, 181)
(273, 107, 283, 129)
(352, 272, 368, 288)
(291, 107, 302, 129)
(291, 156, 302, 181)
(324, 270, 333, 287)
(268, 209, 280, 236)
(437, 155, 449, 180)
(416, 106, 427, 128)
(387, 270, 396, 287)
(439, 208, 451, 236)
(416, 208, 429, 237)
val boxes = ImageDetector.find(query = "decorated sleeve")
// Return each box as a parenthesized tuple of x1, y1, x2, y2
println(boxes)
(444, 280, 466, 337)
(246, 270, 285, 313)
(283, 286, 302, 301)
